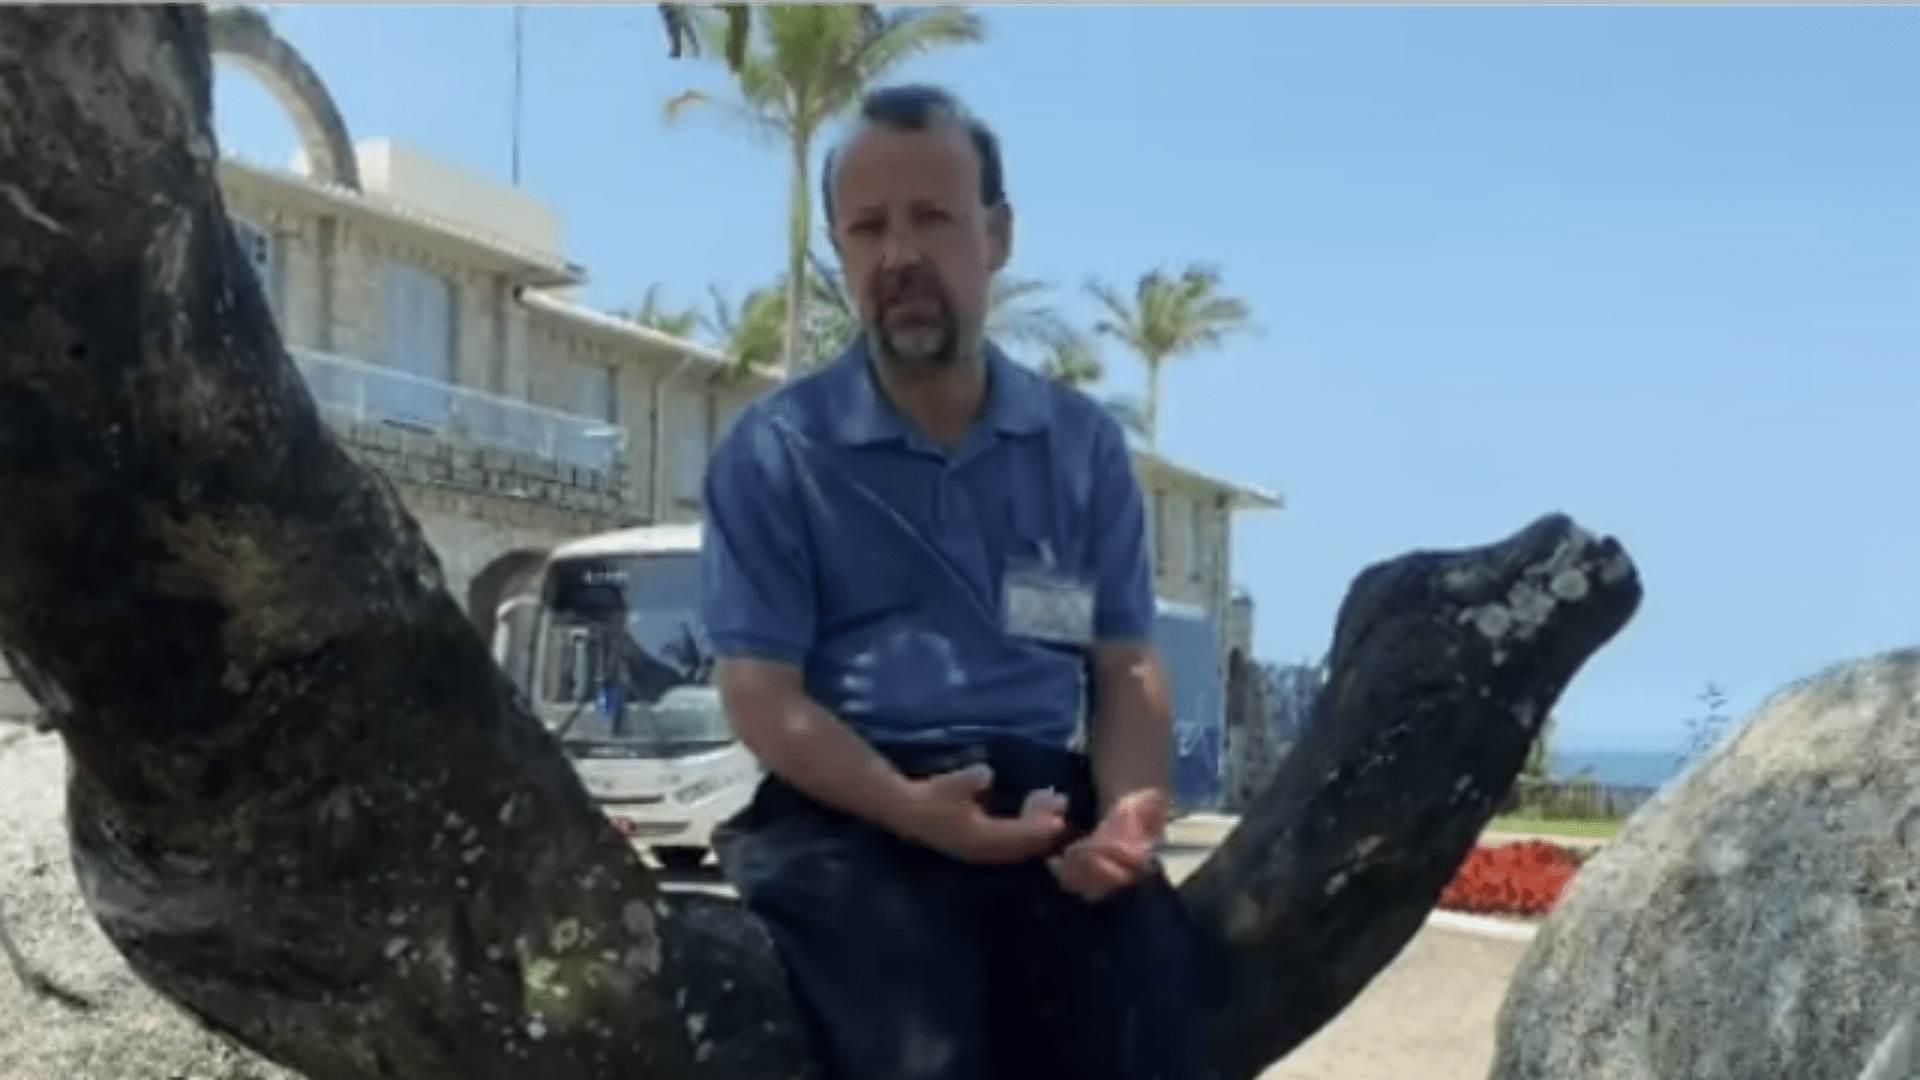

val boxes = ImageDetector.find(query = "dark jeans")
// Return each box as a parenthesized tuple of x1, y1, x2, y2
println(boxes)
(713, 737, 1215, 1080)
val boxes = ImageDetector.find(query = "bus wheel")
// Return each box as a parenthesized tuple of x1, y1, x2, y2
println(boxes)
(654, 846, 708, 872)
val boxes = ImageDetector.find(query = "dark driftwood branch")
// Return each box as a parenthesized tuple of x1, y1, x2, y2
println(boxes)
(0, 8, 1641, 1080)
(1185, 515, 1640, 1078)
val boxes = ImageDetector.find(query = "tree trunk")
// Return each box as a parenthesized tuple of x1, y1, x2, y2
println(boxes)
(0, 8, 1642, 1080)
(1145, 355, 1164, 448)
(780, 133, 813, 379)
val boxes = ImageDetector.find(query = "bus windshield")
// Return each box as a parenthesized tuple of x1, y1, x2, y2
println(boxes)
(536, 551, 732, 752)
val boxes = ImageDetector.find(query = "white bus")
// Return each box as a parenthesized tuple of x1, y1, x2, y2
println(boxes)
(491, 523, 760, 871)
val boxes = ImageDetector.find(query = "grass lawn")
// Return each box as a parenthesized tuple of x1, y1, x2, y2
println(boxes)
(1487, 815, 1623, 840)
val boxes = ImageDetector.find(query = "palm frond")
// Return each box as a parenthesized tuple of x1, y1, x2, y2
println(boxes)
(1036, 331, 1105, 390)
(850, 8, 988, 90)
(619, 284, 702, 338)
(661, 87, 784, 143)
(806, 248, 855, 317)
(1085, 278, 1148, 354)
(1086, 265, 1254, 446)
(987, 276, 1073, 355)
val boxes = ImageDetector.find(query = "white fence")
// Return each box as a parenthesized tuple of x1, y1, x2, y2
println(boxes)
(291, 348, 626, 473)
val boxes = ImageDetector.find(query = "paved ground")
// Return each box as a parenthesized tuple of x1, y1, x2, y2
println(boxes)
(1168, 813, 1539, 1080)
(1255, 924, 1528, 1080)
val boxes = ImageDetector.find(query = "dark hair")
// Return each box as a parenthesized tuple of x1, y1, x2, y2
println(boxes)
(820, 84, 1006, 231)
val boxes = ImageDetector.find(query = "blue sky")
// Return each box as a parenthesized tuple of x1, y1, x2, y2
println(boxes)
(213, 6, 1919, 754)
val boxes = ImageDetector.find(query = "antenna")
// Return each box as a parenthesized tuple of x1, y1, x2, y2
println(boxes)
(511, 5, 525, 185)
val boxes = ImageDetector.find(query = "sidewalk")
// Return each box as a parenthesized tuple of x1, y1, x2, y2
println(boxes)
(1258, 920, 1531, 1080)
(1167, 811, 1547, 1080)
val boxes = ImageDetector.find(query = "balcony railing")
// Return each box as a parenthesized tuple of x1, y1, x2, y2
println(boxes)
(291, 348, 626, 473)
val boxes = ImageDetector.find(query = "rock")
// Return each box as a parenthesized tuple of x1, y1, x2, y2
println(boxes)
(1491, 648, 1920, 1080)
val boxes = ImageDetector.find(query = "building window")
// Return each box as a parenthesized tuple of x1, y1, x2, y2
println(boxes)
(379, 261, 456, 430)
(229, 215, 279, 320)
(574, 362, 616, 423)
(557, 361, 621, 473)
(672, 392, 713, 506)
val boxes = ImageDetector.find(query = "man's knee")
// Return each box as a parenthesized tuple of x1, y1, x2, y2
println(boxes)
(719, 809, 991, 1080)
(997, 874, 1214, 1080)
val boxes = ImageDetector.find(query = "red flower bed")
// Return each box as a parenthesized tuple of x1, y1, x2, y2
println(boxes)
(1437, 840, 1583, 917)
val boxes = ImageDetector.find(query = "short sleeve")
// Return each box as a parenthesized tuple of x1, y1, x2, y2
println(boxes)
(699, 406, 818, 666)
(1087, 414, 1156, 642)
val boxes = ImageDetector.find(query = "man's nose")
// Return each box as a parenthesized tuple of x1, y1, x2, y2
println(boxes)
(878, 232, 926, 271)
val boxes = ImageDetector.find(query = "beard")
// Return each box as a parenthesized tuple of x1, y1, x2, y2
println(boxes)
(874, 318, 959, 371)
(866, 266, 967, 373)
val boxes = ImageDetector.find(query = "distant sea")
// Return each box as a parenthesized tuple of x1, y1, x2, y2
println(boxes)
(1551, 750, 1684, 789)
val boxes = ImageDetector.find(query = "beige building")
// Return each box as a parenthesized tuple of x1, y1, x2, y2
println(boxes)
(0, 19, 1284, 752)
(215, 142, 771, 630)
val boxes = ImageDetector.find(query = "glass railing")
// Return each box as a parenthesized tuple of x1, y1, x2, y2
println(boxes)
(290, 347, 626, 473)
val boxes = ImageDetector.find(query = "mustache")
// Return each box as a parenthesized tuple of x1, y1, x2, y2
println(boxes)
(869, 267, 951, 310)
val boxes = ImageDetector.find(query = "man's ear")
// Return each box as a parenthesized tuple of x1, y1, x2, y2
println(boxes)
(987, 202, 1013, 273)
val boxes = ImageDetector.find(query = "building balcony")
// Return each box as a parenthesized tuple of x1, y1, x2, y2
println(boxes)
(290, 347, 633, 522)
(291, 347, 625, 473)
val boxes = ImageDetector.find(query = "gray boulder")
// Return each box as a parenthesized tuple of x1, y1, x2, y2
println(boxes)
(1491, 648, 1920, 1080)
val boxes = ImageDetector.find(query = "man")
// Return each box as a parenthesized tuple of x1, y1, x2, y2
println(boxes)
(700, 84, 1213, 1080)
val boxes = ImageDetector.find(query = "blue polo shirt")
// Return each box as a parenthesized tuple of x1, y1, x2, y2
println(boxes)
(699, 336, 1155, 749)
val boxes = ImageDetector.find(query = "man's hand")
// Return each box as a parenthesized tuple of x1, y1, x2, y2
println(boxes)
(1047, 788, 1169, 904)
(892, 765, 1070, 865)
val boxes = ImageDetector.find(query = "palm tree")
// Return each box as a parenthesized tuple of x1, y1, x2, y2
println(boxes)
(1015, 318, 1149, 441)
(986, 276, 1073, 361)
(701, 284, 786, 382)
(617, 284, 701, 337)
(1036, 330, 1103, 390)
(1087, 264, 1253, 449)
(662, 6, 987, 378)
(804, 247, 859, 361)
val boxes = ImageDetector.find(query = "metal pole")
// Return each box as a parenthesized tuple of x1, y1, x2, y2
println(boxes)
(511, 6, 524, 185)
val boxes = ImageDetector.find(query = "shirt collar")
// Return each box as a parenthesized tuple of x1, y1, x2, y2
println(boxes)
(824, 334, 1052, 448)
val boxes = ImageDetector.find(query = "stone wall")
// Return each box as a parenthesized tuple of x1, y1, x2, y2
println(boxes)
(324, 415, 633, 608)
(326, 413, 629, 519)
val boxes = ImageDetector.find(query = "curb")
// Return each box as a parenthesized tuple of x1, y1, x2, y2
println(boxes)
(1426, 909, 1539, 942)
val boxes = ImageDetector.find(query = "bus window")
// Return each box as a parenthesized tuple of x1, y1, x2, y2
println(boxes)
(491, 595, 544, 698)
(534, 552, 723, 751)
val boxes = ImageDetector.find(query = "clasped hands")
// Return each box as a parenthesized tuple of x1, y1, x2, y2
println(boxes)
(894, 764, 1167, 903)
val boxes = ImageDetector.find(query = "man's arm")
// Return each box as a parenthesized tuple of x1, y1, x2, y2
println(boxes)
(1045, 413, 1172, 902)
(712, 657, 921, 826)
(1083, 416, 1173, 818)
(1087, 641, 1173, 818)
(698, 413, 917, 826)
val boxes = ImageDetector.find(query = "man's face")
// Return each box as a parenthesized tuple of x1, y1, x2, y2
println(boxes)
(828, 121, 1010, 373)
